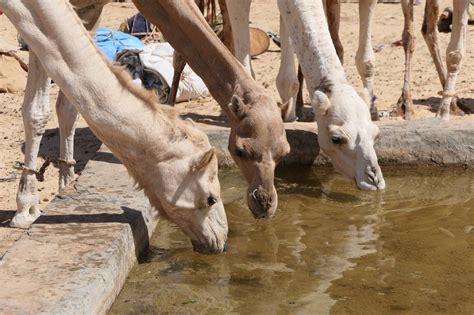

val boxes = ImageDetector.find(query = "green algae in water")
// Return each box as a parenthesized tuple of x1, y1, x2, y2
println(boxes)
(109, 167, 474, 314)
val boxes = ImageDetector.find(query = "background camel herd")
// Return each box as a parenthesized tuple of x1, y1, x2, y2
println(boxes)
(0, 0, 472, 254)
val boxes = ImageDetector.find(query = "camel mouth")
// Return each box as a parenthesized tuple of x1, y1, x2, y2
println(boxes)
(247, 187, 276, 219)
(191, 240, 228, 254)
(354, 175, 386, 191)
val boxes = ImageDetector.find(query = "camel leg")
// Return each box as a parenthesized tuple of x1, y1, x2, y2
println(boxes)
(168, 52, 186, 105)
(421, 0, 446, 88)
(56, 92, 78, 190)
(395, 0, 415, 120)
(437, 0, 469, 120)
(276, 15, 299, 122)
(218, 0, 234, 53)
(58, 3, 102, 187)
(12, 53, 51, 228)
(356, 0, 378, 120)
(295, 65, 304, 120)
(326, 0, 344, 63)
(225, 0, 254, 77)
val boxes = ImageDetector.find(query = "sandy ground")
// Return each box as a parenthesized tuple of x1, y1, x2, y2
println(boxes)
(0, 1, 473, 232)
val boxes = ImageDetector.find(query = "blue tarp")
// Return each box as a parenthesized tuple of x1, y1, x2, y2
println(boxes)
(95, 27, 144, 60)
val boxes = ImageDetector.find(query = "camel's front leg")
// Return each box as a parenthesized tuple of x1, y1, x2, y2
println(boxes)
(437, 0, 469, 120)
(421, 0, 446, 88)
(326, 0, 344, 63)
(168, 51, 186, 105)
(356, 0, 378, 120)
(395, 0, 415, 120)
(56, 92, 78, 190)
(276, 15, 299, 122)
(12, 53, 51, 228)
(225, 0, 254, 77)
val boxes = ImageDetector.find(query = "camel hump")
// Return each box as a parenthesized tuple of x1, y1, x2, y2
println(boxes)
(249, 27, 270, 57)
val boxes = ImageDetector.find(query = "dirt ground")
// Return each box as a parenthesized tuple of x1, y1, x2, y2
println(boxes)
(0, 1, 473, 224)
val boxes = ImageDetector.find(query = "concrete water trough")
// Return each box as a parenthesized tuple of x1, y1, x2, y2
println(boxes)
(0, 119, 473, 314)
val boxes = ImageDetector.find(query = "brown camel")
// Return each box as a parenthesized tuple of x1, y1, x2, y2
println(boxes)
(134, 0, 291, 219)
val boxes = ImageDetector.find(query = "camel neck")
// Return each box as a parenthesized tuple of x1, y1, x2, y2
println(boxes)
(134, 0, 264, 113)
(278, 0, 347, 93)
(1, 1, 171, 143)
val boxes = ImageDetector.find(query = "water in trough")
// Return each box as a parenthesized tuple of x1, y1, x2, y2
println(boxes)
(110, 166, 474, 314)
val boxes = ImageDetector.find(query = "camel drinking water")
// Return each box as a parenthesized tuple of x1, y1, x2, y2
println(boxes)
(0, 0, 228, 253)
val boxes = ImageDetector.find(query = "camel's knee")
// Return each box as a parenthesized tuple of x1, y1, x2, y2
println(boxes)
(22, 106, 50, 136)
(276, 75, 299, 102)
(446, 49, 463, 73)
(402, 31, 415, 52)
(355, 57, 375, 82)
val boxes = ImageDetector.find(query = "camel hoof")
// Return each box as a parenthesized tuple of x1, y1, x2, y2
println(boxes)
(10, 210, 41, 229)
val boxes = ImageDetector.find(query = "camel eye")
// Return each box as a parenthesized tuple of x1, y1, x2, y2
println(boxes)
(235, 148, 244, 158)
(235, 147, 252, 159)
(331, 135, 344, 144)
(207, 196, 217, 206)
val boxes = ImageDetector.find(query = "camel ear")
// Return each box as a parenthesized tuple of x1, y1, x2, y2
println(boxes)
(277, 101, 291, 121)
(191, 148, 215, 172)
(228, 95, 248, 120)
(311, 90, 331, 119)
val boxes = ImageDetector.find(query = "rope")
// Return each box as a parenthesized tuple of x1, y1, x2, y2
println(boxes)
(13, 158, 76, 182)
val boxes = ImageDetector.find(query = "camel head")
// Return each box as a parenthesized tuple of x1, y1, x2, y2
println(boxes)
(311, 84, 385, 191)
(143, 123, 228, 254)
(227, 94, 290, 219)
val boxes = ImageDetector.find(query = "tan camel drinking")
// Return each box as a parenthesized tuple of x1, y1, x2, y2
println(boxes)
(0, 0, 228, 254)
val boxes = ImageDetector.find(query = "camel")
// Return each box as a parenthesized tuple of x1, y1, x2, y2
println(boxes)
(224, 0, 379, 122)
(277, 0, 385, 190)
(395, 0, 470, 120)
(0, 0, 228, 254)
(7, 0, 290, 224)
(134, 0, 292, 219)
(135, 0, 384, 191)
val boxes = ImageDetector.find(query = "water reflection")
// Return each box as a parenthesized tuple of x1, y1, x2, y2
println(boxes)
(110, 167, 474, 314)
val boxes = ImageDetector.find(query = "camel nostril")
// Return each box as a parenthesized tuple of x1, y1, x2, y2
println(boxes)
(366, 171, 377, 185)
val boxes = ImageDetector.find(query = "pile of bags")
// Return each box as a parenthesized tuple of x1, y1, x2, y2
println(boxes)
(96, 12, 209, 104)
(95, 26, 209, 104)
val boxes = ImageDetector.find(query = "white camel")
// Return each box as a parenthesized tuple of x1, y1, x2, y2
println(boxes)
(225, 0, 378, 122)
(277, 0, 385, 191)
(0, 0, 228, 254)
(163, 0, 385, 190)
(396, 0, 470, 120)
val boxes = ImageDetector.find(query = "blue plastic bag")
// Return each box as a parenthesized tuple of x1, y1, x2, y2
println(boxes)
(95, 27, 144, 60)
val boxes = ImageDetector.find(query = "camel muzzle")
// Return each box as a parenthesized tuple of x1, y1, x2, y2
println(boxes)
(191, 240, 227, 254)
(248, 186, 275, 219)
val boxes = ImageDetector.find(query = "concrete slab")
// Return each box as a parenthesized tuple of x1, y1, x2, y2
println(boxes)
(0, 149, 158, 315)
(0, 118, 472, 314)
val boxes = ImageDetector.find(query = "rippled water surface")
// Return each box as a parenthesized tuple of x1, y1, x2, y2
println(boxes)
(110, 167, 474, 314)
